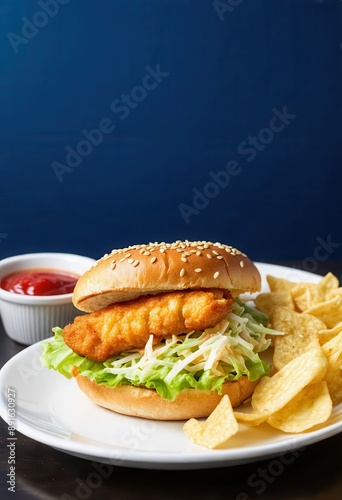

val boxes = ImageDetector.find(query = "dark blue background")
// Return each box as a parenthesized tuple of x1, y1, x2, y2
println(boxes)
(1, 0, 341, 265)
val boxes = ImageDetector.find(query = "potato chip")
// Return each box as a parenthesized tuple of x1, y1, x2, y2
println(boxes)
(267, 381, 332, 433)
(327, 288, 342, 300)
(290, 282, 316, 299)
(304, 295, 342, 328)
(251, 346, 327, 414)
(271, 306, 324, 370)
(254, 292, 294, 322)
(267, 275, 299, 293)
(322, 330, 342, 363)
(293, 287, 325, 313)
(292, 273, 341, 311)
(319, 322, 342, 345)
(323, 365, 342, 406)
(234, 408, 270, 426)
(183, 395, 238, 448)
(291, 273, 339, 312)
(320, 272, 340, 291)
(234, 347, 327, 427)
(322, 331, 342, 405)
(183, 272, 341, 446)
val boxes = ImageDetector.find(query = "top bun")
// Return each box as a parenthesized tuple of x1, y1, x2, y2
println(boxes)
(73, 240, 261, 312)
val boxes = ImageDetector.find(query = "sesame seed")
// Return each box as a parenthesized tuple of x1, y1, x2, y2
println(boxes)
(181, 257, 187, 263)
(111, 261, 116, 270)
(128, 258, 134, 264)
(100, 241, 248, 270)
(133, 260, 140, 267)
(195, 268, 202, 273)
(180, 268, 185, 277)
(213, 271, 219, 279)
(150, 256, 157, 263)
(240, 260, 245, 268)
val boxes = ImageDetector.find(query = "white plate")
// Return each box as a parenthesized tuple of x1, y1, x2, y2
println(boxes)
(1, 263, 341, 470)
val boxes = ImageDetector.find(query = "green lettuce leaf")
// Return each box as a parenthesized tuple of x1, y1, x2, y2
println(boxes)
(40, 298, 280, 402)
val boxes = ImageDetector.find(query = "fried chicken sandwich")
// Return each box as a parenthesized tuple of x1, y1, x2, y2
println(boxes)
(41, 240, 280, 420)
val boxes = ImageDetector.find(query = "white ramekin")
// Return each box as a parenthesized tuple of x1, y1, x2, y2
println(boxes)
(0, 252, 95, 345)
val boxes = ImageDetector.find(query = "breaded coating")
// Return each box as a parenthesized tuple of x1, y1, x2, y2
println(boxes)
(63, 289, 234, 362)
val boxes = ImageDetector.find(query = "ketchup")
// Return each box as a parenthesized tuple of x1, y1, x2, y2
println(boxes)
(1, 269, 80, 296)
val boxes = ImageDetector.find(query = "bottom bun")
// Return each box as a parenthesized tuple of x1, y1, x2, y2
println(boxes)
(76, 375, 259, 421)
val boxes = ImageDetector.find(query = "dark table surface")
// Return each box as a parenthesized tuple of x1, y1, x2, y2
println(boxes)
(1, 260, 342, 500)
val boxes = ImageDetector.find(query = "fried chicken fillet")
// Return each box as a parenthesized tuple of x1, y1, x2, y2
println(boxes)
(63, 288, 234, 362)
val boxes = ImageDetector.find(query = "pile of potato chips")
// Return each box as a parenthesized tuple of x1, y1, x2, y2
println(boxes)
(184, 272, 342, 448)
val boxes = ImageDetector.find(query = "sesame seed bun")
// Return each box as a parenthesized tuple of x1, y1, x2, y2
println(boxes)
(73, 240, 261, 312)
(76, 375, 258, 420)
